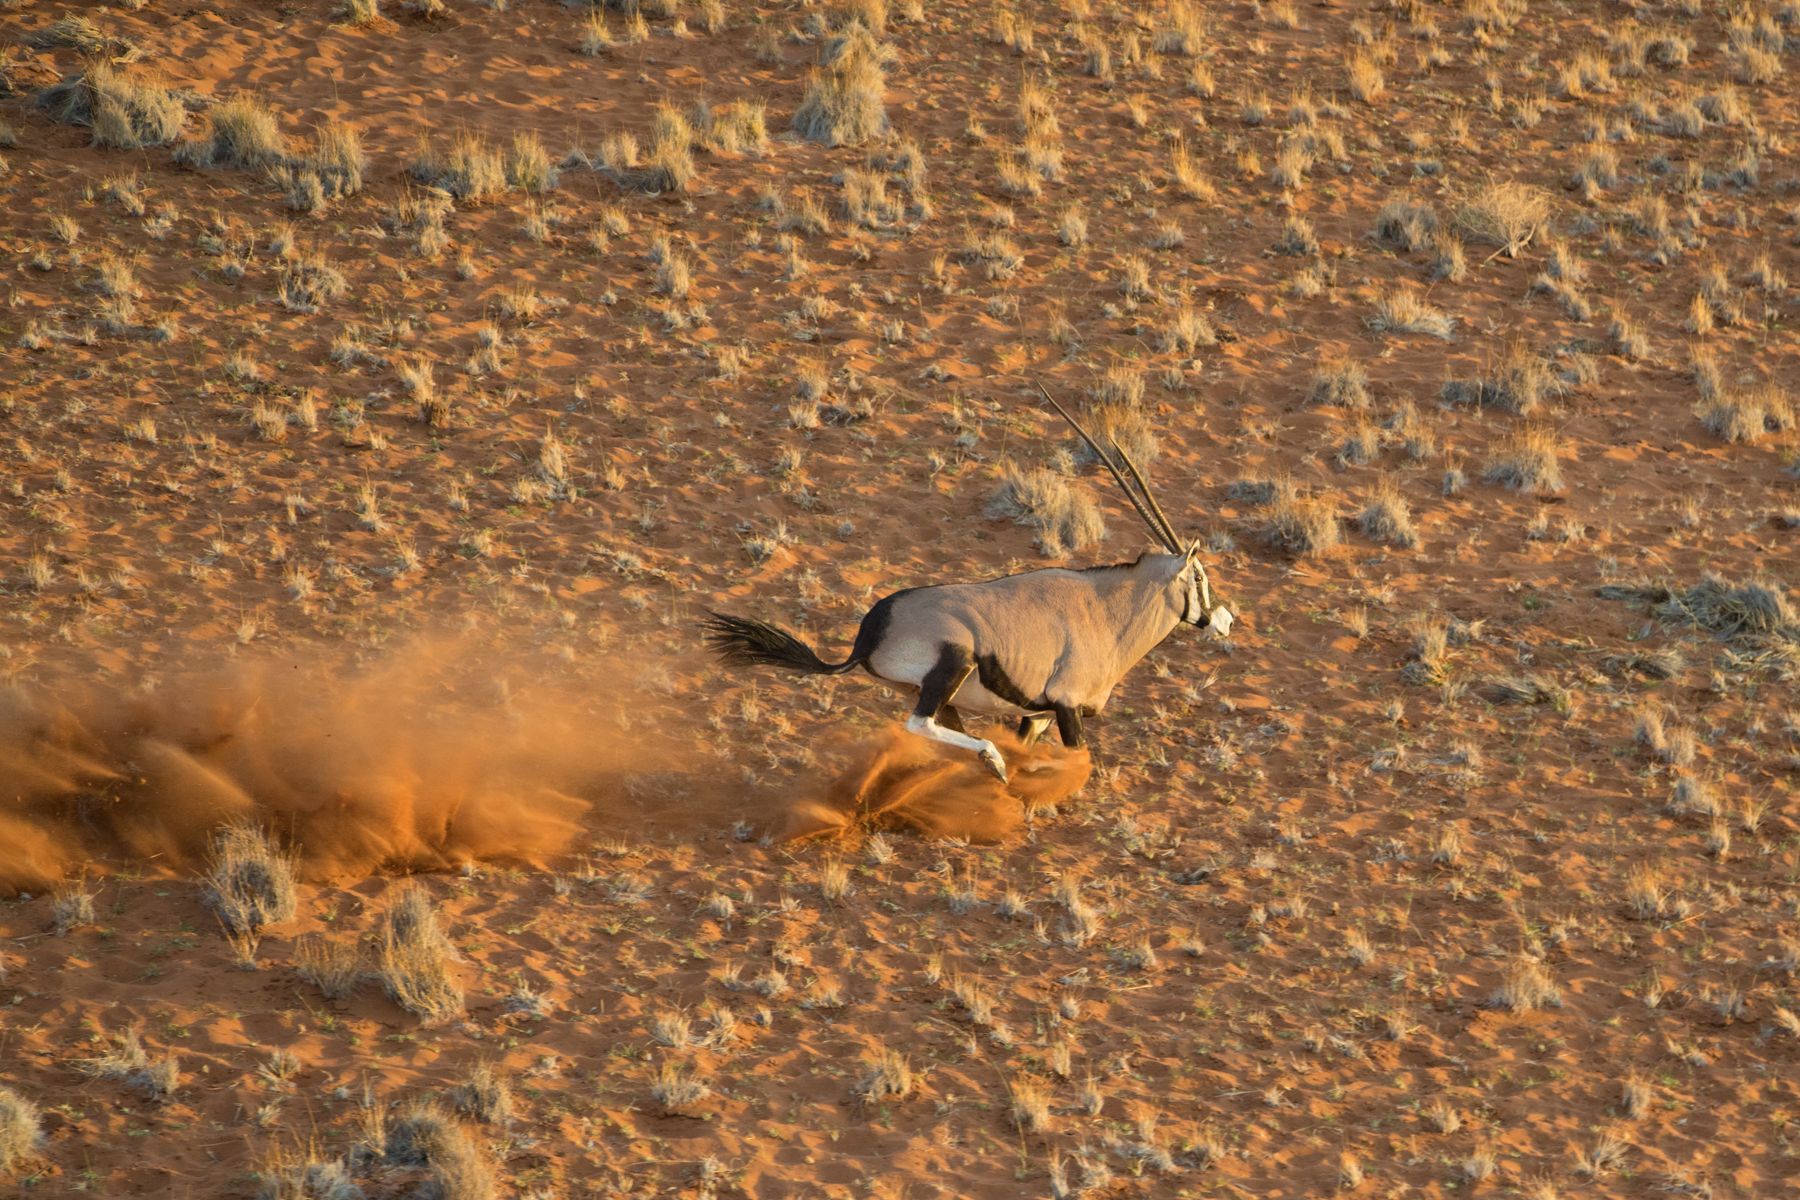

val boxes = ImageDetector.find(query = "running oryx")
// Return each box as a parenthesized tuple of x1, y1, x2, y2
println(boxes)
(704, 384, 1234, 782)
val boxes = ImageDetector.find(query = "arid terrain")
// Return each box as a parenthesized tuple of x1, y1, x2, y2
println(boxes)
(1, 0, 1798, 1195)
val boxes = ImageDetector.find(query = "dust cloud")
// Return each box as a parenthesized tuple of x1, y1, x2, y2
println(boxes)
(0, 638, 1098, 893)
(779, 727, 1093, 843)
(0, 639, 676, 894)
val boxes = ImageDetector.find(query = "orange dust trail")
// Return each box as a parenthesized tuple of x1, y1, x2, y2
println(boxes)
(0, 637, 683, 894)
(778, 727, 1092, 844)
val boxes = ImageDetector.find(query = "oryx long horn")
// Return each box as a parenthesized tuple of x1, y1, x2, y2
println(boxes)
(1036, 382, 1180, 553)
(1105, 433, 1182, 554)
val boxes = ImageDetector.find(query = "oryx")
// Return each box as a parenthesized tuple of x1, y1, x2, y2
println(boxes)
(704, 385, 1234, 782)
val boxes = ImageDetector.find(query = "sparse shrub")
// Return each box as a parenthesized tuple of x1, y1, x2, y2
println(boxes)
(1373, 196, 1439, 252)
(1256, 482, 1341, 557)
(51, 883, 97, 934)
(279, 255, 348, 313)
(294, 934, 362, 1000)
(175, 95, 289, 169)
(0, 1087, 41, 1175)
(988, 464, 1105, 557)
(1441, 341, 1555, 414)
(203, 822, 298, 935)
(1359, 479, 1418, 548)
(506, 131, 558, 192)
(373, 884, 464, 1024)
(450, 1061, 514, 1124)
(1452, 177, 1551, 257)
(1699, 383, 1793, 444)
(412, 131, 507, 201)
(650, 1060, 710, 1115)
(1368, 286, 1454, 339)
(1483, 425, 1565, 493)
(794, 27, 888, 146)
(39, 62, 186, 149)
(1487, 957, 1562, 1011)
(1310, 358, 1370, 408)
(854, 1050, 915, 1104)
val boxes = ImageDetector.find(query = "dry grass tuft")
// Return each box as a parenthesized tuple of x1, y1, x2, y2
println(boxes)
(1483, 425, 1566, 493)
(650, 1060, 711, 1115)
(1007, 1074, 1054, 1133)
(1310, 358, 1371, 408)
(1368, 286, 1454, 339)
(412, 131, 507, 201)
(0, 1086, 41, 1175)
(373, 884, 464, 1023)
(280, 254, 348, 313)
(174, 95, 288, 169)
(794, 27, 888, 147)
(1359, 479, 1418, 548)
(450, 1061, 514, 1125)
(39, 62, 186, 149)
(1452, 177, 1551, 257)
(294, 933, 362, 1000)
(1441, 341, 1557, 414)
(203, 822, 297, 936)
(854, 1049, 915, 1104)
(1252, 482, 1342, 557)
(1487, 957, 1562, 1011)
(988, 464, 1105, 557)
(1699, 383, 1793, 444)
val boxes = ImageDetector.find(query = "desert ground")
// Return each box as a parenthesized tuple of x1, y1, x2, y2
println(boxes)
(1, 0, 1798, 1195)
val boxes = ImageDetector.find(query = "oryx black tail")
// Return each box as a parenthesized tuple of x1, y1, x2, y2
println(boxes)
(704, 612, 862, 676)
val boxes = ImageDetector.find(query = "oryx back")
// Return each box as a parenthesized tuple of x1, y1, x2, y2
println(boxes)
(865, 566, 1145, 716)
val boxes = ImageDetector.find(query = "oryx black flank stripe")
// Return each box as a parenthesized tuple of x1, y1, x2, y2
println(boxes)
(975, 651, 1050, 712)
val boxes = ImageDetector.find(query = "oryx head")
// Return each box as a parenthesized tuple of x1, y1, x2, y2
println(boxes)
(1038, 383, 1235, 638)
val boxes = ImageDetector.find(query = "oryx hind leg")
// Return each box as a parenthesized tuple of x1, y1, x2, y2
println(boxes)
(904, 646, 1008, 782)
(1016, 713, 1054, 747)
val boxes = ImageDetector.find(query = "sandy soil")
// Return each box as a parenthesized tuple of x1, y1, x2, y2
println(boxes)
(1, 0, 1797, 1196)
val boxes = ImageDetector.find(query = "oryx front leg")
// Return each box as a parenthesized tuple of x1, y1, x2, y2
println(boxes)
(1016, 713, 1054, 747)
(906, 646, 1008, 782)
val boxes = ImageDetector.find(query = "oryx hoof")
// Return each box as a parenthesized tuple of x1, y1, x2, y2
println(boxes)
(978, 745, 1009, 784)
